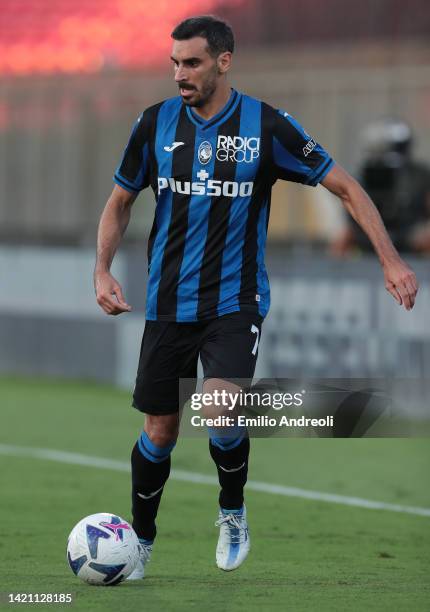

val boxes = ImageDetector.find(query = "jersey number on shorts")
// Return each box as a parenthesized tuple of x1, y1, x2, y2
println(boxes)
(251, 324, 260, 356)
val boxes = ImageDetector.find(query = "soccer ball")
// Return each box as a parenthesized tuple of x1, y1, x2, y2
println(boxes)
(66, 512, 140, 586)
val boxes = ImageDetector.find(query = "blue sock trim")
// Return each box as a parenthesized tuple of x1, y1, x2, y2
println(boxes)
(141, 431, 176, 456)
(137, 431, 176, 463)
(138, 537, 154, 545)
(209, 426, 246, 451)
(221, 506, 243, 515)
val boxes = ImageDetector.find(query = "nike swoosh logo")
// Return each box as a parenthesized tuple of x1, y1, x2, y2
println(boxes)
(137, 485, 164, 500)
(218, 462, 246, 473)
(164, 141, 185, 152)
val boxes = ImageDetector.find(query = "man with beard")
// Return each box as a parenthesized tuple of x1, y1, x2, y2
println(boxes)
(94, 15, 418, 578)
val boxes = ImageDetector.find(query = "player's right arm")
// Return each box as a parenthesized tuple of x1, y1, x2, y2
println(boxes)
(95, 110, 151, 315)
(94, 185, 137, 315)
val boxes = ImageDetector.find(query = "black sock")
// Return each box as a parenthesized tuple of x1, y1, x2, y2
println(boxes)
(131, 432, 175, 542)
(209, 434, 250, 510)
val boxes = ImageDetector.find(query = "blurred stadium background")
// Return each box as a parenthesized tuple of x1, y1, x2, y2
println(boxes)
(1, 0, 430, 405)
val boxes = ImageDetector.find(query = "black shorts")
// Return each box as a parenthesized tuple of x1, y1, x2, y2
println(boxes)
(132, 311, 263, 415)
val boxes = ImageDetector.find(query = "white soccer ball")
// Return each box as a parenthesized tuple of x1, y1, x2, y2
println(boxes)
(66, 512, 140, 586)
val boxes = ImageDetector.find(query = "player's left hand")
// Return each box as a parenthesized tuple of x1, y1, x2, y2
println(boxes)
(382, 258, 418, 310)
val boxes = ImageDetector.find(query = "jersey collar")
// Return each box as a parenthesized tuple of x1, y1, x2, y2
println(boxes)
(185, 89, 241, 131)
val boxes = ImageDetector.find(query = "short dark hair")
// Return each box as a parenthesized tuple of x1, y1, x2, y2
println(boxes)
(171, 15, 234, 57)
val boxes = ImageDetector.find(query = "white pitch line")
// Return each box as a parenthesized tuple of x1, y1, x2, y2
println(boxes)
(1, 443, 429, 518)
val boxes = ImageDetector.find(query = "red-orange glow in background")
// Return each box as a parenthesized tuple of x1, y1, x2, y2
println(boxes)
(0, 0, 243, 76)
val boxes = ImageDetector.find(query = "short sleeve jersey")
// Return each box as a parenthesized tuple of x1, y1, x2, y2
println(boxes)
(114, 89, 334, 322)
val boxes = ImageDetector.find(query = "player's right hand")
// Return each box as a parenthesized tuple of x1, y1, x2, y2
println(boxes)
(94, 271, 132, 315)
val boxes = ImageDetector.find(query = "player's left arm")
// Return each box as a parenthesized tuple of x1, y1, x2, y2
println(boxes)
(321, 163, 419, 310)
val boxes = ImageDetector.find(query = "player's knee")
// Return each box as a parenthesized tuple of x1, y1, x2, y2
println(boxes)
(144, 414, 179, 448)
(202, 378, 243, 419)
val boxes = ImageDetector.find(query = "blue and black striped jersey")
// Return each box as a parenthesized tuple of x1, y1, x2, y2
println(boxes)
(114, 89, 334, 322)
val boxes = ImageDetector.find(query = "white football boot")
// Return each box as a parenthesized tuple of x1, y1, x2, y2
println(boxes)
(127, 540, 153, 580)
(215, 505, 250, 571)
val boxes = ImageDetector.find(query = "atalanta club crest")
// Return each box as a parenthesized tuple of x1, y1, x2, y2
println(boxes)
(198, 141, 212, 164)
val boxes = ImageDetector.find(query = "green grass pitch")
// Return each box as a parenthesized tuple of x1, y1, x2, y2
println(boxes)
(1, 377, 429, 611)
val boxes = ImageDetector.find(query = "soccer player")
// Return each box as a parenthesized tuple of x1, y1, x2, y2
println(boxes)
(94, 15, 418, 577)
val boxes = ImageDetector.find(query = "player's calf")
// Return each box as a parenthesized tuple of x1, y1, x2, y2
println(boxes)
(130, 421, 178, 577)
